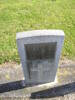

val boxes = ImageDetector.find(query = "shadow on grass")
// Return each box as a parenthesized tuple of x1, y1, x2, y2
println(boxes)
(0, 80, 25, 93)
(0, 80, 75, 99)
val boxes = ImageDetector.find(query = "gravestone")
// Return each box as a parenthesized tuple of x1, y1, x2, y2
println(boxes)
(16, 30, 64, 84)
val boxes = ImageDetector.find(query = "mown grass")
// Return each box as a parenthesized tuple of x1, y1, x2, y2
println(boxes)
(0, 0, 75, 64)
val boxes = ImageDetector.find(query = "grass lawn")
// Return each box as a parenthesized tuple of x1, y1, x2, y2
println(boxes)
(0, 0, 75, 64)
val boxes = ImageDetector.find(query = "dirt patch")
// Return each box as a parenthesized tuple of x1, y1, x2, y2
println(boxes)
(0, 58, 75, 99)
(59, 58, 75, 67)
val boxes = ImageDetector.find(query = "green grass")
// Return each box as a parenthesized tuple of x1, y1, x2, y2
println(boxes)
(0, 0, 75, 64)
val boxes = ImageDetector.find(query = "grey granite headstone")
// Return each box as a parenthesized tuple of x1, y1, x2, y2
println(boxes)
(16, 30, 64, 84)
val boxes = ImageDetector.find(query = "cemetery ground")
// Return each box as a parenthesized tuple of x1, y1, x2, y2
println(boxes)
(0, 0, 75, 99)
(0, 58, 75, 100)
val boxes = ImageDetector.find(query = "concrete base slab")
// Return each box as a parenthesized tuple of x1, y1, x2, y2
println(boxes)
(25, 76, 58, 93)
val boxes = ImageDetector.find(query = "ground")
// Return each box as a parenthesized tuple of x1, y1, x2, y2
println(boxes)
(0, 59, 75, 100)
(0, 0, 75, 64)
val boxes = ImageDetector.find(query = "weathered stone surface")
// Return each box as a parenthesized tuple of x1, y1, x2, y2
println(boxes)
(16, 30, 65, 84)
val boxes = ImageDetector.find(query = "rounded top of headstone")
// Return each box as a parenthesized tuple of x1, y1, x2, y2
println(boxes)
(16, 30, 65, 40)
